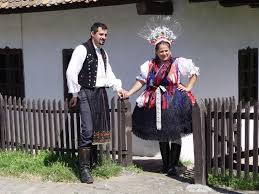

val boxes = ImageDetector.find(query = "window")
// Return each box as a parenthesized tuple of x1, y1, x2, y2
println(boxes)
(0, 47, 25, 98)
(238, 47, 258, 104)
(136, 0, 173, 15)
(62, 49, 73, 100)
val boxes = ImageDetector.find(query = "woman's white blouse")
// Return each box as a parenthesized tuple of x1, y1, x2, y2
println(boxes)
(136, 57, 200, 83)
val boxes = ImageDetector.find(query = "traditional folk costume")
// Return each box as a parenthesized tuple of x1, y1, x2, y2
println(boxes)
(66, 38, 122, 183)
(132, 57, 199, 141)
(67, 39, 122, 146)
(132, 17, 200, 175)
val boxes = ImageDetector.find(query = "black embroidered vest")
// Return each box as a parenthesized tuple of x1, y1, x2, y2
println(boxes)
(78, 39, 107, 88)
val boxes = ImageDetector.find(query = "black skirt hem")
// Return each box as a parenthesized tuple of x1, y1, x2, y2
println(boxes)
(132, 90, 193, 142)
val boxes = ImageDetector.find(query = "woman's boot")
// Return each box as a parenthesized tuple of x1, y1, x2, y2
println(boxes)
(79, 147, 94, 184)
(159, 142, 170, 173)
(167, 143, 181, 176)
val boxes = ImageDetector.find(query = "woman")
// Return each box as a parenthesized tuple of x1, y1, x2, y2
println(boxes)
(123, 32, 199, 175)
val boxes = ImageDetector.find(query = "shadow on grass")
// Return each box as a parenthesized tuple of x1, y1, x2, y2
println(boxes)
(43, 152, 80, 180)
(42, 152, 126, 180)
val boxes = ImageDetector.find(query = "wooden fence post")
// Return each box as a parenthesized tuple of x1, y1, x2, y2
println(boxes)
(111, 97, 116, 161)
(0, 94, 4, 150)
(116, 98, 133, 166)
(125, 99, 133, 165)
(253, 102, 258, 180)
(192, 101, 207, 185)
(120, 99, 127, 166)
(117, 98, 122, 164)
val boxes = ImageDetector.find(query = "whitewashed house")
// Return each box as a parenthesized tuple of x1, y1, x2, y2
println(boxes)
(0, 0, 258, 161)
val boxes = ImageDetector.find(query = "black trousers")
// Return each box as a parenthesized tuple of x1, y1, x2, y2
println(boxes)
(78, 88, 94, 147)
(78, 87, 111, 148)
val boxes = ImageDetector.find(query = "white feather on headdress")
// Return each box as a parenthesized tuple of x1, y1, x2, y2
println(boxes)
(138, 16, 182, 46)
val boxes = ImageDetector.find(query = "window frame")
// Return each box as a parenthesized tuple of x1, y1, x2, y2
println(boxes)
(238, 47, 258, 105)
(0, 47, 25, 98)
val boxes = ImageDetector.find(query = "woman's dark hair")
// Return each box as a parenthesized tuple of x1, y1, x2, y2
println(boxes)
(90, 22, 108, 33)
(155, 41, 170, 52)
(154, 41, 171, 63)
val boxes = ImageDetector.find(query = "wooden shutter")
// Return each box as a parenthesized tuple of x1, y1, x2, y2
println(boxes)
(62, 49, 74, 100)
(238, 47, 258, 105)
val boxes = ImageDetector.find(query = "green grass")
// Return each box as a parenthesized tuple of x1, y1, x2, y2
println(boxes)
(179, 160, 193, 167)
(124, 163, 143, 174)
(208, 174, 259, 190)
(0, 150, 142, 182)
(92, 155, 142, 178)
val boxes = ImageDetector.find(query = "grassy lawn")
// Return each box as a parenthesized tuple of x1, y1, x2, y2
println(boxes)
(179, 160, 193, 167)
(0, 150, 142, 182)
(208, 173, 259, 190)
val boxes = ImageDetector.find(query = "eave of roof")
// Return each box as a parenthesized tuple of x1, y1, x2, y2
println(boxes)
(0, 0, 95, 10)
(0, 0, 136, 14)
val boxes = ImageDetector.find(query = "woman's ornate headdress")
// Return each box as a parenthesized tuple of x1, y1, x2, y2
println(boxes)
(138, 16, 182, 46)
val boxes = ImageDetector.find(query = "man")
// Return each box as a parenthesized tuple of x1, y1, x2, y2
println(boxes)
(66, 22, 125, 184)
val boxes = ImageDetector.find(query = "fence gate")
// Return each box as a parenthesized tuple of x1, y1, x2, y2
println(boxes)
(193, 97, 259, 184)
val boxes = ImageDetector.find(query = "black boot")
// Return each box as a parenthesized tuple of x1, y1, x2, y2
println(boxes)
(167, 143, 181, 176)
(79, 147, 94, 184)
(91, 144, 98, 169)
(159, 142, 170, 173)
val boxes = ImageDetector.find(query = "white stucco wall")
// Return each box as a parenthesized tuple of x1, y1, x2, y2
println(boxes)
(0, 15, 22, 48)
(0, 0, 258, 161)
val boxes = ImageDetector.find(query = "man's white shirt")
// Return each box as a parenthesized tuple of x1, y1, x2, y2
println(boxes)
(66, 43, 122, 97)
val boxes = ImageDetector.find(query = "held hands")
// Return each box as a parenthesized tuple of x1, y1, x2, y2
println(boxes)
(117, 89, 130, 99)
(69, 89, 129, 108)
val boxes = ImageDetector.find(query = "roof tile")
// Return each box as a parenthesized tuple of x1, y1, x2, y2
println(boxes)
(0, 0, 96, 10)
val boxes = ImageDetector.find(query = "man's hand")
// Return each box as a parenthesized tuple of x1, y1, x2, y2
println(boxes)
(69, 97, 78, 108)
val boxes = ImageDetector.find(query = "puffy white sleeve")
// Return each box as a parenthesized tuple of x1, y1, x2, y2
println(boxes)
(136, 60, 150, 83)
(177, 57, 200, 77)
(66, 45, 87, 96)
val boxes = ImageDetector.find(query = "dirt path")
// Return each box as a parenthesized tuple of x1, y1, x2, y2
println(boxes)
(0, 158, 257, 194)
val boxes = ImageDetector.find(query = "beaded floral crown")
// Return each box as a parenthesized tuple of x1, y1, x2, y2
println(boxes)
(138, 16, 182, 46)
